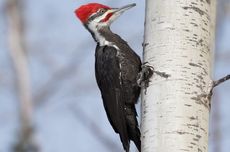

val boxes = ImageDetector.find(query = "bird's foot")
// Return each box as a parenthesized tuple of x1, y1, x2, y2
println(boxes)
(137, 62, 170, 94)
(137, 62, 154, 89)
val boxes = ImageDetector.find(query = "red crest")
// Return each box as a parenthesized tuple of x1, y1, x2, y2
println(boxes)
(75, 3, 111, 23)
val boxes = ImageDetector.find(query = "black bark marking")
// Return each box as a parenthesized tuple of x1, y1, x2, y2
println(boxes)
(197, 75, 204, 81)
(180, 149, 189, 151)
(190, 142, 196, 145)
(200, 127, 206, 132)
(167, 131, 195, 136)
(191, 22, 198, 27)
(191, 94, 209, 110)
(189, 116, 197, 120)
(182, 6, 205, 16)
(196, 39, 204, 46)
(191, 2, 198, 5)
(193, 138, 199, 142)
(185, 104, 192, 107)
(177, 131, 186, 135)
(157, 21, 165, 24)
(196, 134, 202, 139)
(202, 27, 208, 32)
(189, 63, 201, 68)
(206, 0, 210, 4)
(188, 124, 199, 128)
(194, 78, 199, 83)
(142, 42, 149, 49)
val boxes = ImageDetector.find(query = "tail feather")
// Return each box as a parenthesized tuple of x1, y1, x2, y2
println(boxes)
(125, 105, 141, 152)
(120, 135, 130, 152)
(132, 128, 141, 151)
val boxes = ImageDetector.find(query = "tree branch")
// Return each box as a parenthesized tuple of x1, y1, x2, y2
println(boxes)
(213, 74, 230, 88)
(207, 74, 230, 103)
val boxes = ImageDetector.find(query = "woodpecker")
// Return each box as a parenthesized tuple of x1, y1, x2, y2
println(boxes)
(75, 3, 141, 151)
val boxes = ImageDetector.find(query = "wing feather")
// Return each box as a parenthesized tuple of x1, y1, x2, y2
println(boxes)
(95, 45, 129, 149)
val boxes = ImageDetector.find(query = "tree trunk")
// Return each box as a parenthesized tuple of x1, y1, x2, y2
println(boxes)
(141, 0, 216, 152)
(6, 0, 38, 151)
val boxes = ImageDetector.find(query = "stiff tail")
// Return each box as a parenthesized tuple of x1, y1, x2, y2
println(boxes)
(125, 105, 141, 152)
(132, 127, 141, 152)
(120, 136, 130, 152)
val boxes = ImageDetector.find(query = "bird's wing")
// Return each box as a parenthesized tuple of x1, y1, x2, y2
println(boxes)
(95, 45, 129, 149)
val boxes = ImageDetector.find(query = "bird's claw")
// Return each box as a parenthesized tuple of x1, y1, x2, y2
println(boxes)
(137, 62, 170, 94)
(137, 63, 154, 90)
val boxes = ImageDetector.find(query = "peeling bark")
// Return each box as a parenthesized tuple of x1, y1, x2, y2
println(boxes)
(141, 0, 216, 151)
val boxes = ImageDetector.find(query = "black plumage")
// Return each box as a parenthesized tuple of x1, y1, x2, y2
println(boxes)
(94, 27, 141, 152)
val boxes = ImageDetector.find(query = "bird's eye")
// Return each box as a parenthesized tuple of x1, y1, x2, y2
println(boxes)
(100, 9, 105, 13)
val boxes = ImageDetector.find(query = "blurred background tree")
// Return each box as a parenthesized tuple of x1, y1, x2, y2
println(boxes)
(0, 0, 229, 152)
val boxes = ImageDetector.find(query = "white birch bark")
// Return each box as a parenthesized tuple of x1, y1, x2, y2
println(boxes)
(141, 0, 216, 152)
(7, 0, 38, 151)
(7, 0, 33, 129)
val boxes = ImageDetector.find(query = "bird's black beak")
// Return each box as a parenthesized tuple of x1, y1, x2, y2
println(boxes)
(114, 3, 136, 14)
(107, 3, 136, 24)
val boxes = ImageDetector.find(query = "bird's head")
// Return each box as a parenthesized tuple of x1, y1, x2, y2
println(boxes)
(75, 3, 136, 30)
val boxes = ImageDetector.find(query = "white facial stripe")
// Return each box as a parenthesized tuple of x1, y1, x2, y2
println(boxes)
(93, 10, 113, 23)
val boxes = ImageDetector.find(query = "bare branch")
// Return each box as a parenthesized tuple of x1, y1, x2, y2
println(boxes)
(207, 74, 230, 102)
(213, 74, 230, 88)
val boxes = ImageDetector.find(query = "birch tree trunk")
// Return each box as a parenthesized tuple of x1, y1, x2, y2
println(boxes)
(6, 0, 38, 151)
(141, 0, 216, 152)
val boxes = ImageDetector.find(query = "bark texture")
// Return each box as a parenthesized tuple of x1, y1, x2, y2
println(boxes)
(141, 0, 216, 152)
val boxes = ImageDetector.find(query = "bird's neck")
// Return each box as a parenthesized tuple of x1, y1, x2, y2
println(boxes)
(86, 25, 117, 47)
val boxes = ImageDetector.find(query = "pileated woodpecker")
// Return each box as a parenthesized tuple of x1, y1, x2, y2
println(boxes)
(75, 3, 141, 151)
